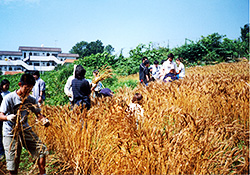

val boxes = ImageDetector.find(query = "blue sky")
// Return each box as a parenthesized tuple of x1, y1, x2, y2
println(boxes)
(0, 0, 249, 56)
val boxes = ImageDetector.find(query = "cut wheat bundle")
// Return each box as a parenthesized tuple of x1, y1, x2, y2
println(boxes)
(92, 65, 113, 84)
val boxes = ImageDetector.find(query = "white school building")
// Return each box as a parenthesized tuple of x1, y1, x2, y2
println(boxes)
(0, 46, 79, 75)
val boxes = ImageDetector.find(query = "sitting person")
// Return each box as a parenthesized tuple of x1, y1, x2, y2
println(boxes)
(163, 69, 178, 82)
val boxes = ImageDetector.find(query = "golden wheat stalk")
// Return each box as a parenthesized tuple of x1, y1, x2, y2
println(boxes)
(92, 65, 113, 84)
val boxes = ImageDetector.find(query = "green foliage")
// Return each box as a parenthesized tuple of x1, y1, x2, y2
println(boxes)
(70, 40, 111, 58)
(115, 43, 165, 75)
(74, 51, 117, 70)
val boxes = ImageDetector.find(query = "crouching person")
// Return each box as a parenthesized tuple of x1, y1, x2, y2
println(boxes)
(0, 74, 50, 175)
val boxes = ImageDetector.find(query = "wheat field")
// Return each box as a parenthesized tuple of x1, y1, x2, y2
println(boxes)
(1, 61, 249, 174)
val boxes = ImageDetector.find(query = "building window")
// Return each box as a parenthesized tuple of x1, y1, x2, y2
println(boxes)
(52, 54, 58, 57)
(24, 52, 26, 58)
(47, 53, 50, 56)
(34, 53, 39, 56)
(9, 57, 12, 60)
(34, 63, 39, 66)
(9, 67, 12, 71)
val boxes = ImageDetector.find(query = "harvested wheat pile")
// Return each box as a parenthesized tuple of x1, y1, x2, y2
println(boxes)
(33, 61, 249, 174)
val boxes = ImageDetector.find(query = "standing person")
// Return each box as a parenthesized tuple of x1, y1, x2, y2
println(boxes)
(91, 69, 104, 98)
(139, 57, 148, 82)
(0, 79, 10, 160)
(72, 65, 91, 110)
(0, 74, 50, 175)
(64, 65, 78, 105)
(139, 60, 150, 86)
(176, 57, 185, 79)
(161, 53, 177, 79)
(150, 60, 161, 80)
(32, 71, 45, 106)
(1, 79, 10, 97)
(0, 87, 3, 160)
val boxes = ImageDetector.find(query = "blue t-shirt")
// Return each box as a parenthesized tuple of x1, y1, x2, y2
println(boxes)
(0, 91, 39, 136)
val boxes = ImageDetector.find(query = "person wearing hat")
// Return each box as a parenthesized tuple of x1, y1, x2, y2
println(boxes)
(32, 71, 46, 106)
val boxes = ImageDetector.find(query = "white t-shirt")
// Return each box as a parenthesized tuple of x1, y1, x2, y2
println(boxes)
(128, 103, 144, 121)
(150, 64, 161, 79)
(162, 60, 177, 75)
(177, 62, 185, 78)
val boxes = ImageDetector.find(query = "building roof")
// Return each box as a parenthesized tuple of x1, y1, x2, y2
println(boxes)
(63, 59, 76, 64)
(0, 51, 22, 56)
(19, 46, 62, 52)
(58, 53, 79, 57)
(4, 71, 24, 75)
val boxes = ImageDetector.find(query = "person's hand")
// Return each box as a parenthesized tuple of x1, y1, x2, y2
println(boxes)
(42, 118, 50, 127)
(6, 114, 16, 122)
(66, 92, 72, 98)
(38, 96, 43, 103)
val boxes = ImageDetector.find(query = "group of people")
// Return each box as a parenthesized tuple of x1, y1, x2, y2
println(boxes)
(0, 53, 184, 174)
(64, 65, 113, 111)
(139, 53, 185, 85)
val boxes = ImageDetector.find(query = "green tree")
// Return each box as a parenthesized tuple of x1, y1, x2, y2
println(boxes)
(69, 41, 88, 58)
(239, 23, 249, 57)
(104, 44, 115, 54)
(70, 40, 108, 58)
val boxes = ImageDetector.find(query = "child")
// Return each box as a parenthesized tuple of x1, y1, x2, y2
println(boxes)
(0, 79, 10, 97)
(128, 93, 144, 126)
(0, 74, 50, 175)
(72, 65, 91, 110)
(163, 69, 178, 82)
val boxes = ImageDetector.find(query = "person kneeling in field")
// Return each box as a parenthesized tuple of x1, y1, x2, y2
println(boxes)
(163, 68, 178, 82)
(128, 93, 144, 127)
(0, 74, 50, 175)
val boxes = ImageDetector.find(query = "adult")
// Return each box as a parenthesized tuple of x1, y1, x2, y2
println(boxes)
(0, 88, 3, 160)
(1, 79, 10, 97)
(91, 69, 104, 98)
(64, 65, 77, 104)
(139, 57, 148, 82)
(0, 79, 10, 160)
(72, 65, 91, 110)
(150, 60, 161, 80)
(32, 71, 46, 106)
(0, 74, 50, 174)
(161, 53, 177, 79)
(139, 60, 150, 86)
(176, 57, 185, 79)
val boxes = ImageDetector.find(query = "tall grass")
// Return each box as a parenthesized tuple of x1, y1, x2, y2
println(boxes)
(29, 61, 250, 174)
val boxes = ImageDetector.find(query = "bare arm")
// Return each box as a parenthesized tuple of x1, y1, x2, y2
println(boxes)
(0, 112, 7, 121)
